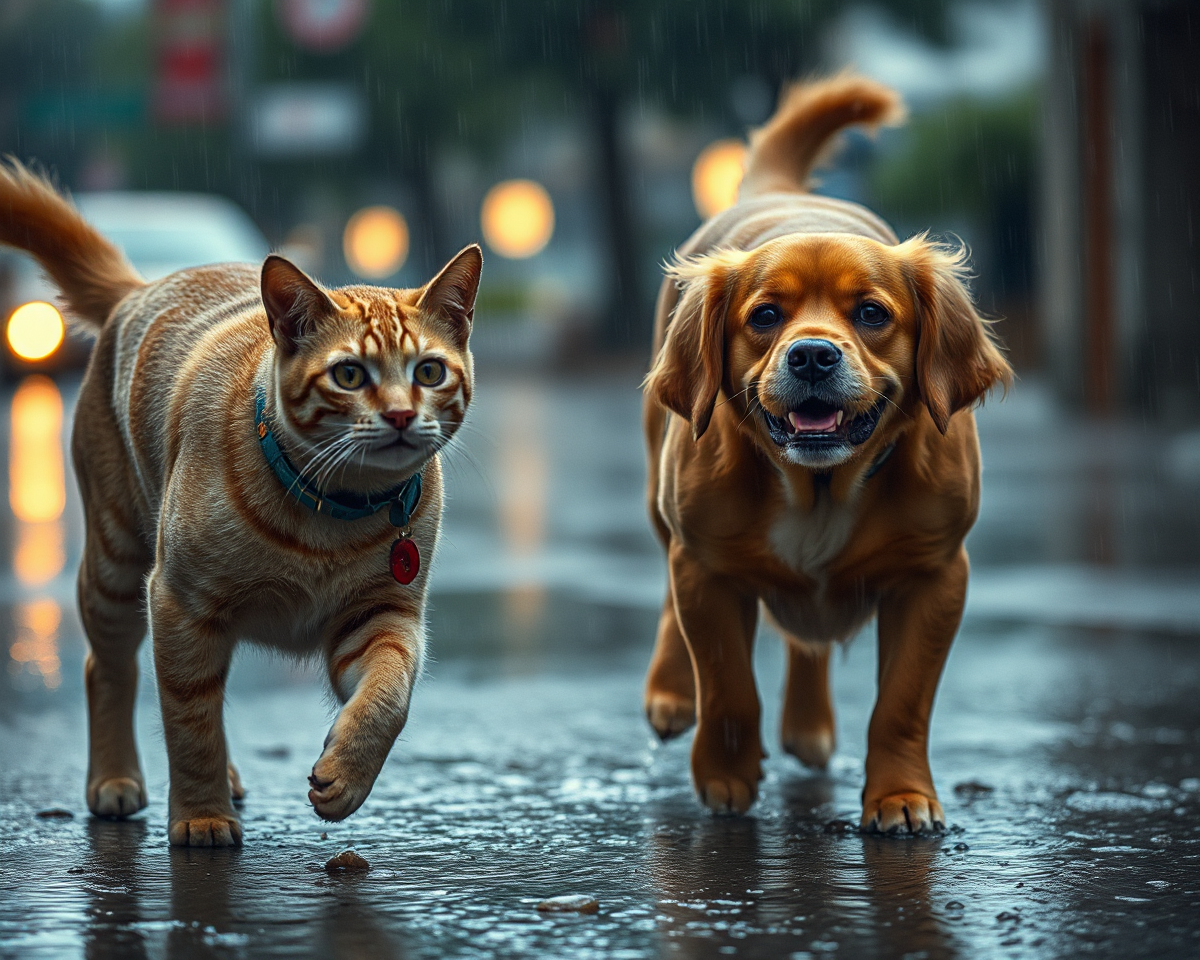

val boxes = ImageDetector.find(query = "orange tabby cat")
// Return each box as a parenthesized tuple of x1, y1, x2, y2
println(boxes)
(0, 162, 480, 846)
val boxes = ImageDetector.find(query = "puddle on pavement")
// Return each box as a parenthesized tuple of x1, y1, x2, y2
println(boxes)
(3, 603, 1200, 959)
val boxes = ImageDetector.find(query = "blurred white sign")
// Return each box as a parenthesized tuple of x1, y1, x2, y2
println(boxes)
(251, 83, 367, 157)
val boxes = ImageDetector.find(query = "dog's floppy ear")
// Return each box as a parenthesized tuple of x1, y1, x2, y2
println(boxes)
(644, 251, 744, 440)
(903, 237, 1013, 434)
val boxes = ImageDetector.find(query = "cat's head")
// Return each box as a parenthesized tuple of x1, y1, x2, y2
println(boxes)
(260, 245, 481, 491)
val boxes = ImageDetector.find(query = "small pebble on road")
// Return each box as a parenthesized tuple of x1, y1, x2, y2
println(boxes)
(536, 895, 599, 914)
(324, 850, 370, 873)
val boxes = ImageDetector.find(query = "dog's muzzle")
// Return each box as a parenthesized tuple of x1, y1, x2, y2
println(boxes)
(758, 350, 891, 460)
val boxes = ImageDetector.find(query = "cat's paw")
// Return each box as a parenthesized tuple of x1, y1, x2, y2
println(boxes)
(228, 763, 246, 803)
(87, 776, 147, 819)
(308, 755, 372, 822)
(168, 815, 242, 847)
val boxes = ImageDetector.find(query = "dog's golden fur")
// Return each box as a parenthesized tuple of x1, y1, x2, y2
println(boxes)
(642, 75, 1012, 832)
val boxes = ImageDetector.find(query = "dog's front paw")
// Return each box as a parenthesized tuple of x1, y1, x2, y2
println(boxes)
(697, 774, 759, 814)
(646, 691, 696, 741)
(861, 791, 945, 835)
(691, 730, 764, 815)
(168, 815, 242, 847)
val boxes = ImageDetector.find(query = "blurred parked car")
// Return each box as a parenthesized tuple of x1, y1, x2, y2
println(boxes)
(0, 192, 270, 378)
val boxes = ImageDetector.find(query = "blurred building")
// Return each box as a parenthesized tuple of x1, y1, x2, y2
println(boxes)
(1041, 0, 1199, 420)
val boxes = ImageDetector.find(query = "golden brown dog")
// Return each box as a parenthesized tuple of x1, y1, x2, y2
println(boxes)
(642, 74, 1012, 833)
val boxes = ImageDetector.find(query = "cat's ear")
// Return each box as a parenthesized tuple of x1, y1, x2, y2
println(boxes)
(417, 244, 482, 349)
(261, 255, 337, 354)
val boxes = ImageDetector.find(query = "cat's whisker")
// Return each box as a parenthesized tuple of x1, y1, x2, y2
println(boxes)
(294, 433, 354, 478)
(322, 445, 363, 490)
(312, 437, 363, 491)
(300, 435, 358, 493)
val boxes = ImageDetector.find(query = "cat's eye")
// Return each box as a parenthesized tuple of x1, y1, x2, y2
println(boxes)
(332, 362, 368, 390)
(414, 359, 446, 387)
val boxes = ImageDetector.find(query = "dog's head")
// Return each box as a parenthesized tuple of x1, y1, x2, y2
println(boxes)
(645, 234, 1012, 469)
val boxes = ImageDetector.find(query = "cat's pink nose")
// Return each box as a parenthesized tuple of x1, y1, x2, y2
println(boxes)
(383, 409, 416, 431)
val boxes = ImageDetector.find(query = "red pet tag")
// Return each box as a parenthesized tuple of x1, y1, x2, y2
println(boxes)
(390, 535, 420, 584)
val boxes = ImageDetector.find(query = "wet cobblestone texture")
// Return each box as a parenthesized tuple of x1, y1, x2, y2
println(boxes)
(2, 371, 1199, 959)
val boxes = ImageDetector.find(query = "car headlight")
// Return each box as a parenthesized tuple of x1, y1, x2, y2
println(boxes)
(7, 302, 65, 362)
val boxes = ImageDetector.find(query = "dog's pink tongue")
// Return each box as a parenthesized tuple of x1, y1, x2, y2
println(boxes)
(788, 410, 838, 433)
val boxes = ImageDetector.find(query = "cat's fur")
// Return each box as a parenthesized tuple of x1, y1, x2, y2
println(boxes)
(0, 162, 480, 846)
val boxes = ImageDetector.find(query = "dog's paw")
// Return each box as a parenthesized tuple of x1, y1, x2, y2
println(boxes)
(168, 815, 242, 847)
(781, 727, 835, 770)
(697, 775, 759, 815)
(646, 692, 696, 741)
(87, 776, 147, 819)
(691, 720, 765, 815)
(860, 791, 945, 835)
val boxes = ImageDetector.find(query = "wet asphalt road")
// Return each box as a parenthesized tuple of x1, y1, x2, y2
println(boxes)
(2, 367, 1200, 960)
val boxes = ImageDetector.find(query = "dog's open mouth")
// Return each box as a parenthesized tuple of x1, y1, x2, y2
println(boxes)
(763, 397, 888, 448)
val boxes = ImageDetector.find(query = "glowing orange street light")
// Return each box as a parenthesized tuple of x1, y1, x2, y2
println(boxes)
(344, 206, 409, 278)
(692, 139, 747, 220)
(6, 302, 65, 362)
(481, 180, 555, 259)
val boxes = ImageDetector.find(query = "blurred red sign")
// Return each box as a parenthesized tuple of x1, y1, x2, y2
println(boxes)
(276, 0, 369, 52)
(153, 0, 225, 124)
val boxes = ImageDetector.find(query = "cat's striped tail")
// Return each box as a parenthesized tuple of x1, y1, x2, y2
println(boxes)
(0, 159, 143, 330)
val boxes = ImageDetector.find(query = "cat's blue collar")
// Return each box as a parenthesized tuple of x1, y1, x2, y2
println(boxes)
(254, 386, 422, 526)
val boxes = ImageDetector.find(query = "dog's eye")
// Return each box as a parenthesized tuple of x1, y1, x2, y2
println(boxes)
(749, 304, 782, 329)
(854, 302, 890, 326)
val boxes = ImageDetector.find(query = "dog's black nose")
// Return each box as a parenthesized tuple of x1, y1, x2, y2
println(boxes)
(787, 339, 842, 382)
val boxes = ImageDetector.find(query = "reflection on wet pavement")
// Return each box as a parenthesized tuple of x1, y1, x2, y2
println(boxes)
(7, 375, 66, 690)
(1, 370, 1199, 959)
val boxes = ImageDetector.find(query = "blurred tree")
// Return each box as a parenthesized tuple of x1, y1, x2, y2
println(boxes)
(0, 0, 111, 182)
(473, 0, 842, 348)
(870, 90, 1038, 365)
(871, 90, 1038, 303)
(445, 0, 958, 349)
(251, 0, 523, 277)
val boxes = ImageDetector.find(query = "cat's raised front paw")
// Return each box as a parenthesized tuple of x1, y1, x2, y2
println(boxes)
(308, 756, 372, 822)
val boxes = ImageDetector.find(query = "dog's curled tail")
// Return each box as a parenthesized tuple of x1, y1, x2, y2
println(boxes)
(739, 73, 906, 199)
(0, 159, 143, 329)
